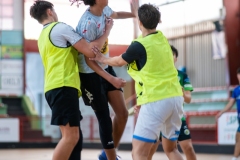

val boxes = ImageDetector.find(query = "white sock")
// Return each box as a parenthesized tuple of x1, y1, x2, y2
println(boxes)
(232, 157, 238, 160)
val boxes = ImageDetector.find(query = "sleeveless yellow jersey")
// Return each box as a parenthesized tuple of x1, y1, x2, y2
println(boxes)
(128, 31, 182, 105)
(38, 22, 81, 97)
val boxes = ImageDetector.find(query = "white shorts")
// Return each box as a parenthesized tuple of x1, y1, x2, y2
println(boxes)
(133, 96, 184, 143)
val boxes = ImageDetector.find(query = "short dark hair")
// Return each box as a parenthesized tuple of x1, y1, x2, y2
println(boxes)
(237, 68, 240, 74)
(138, 4, 160, 29)
(30, 0, 53, 23)
(170, 45, 178, 58)
(80, 0, 96, 6)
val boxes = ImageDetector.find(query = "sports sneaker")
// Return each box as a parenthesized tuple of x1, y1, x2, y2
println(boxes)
(98, 151, 121, 160)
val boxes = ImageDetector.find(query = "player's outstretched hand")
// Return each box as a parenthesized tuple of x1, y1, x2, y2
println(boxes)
(134, 105, 141, 114)
(215, 112, 222, 121)
(130, 0, 139, 17)
(89, 46, 105, 63)
(105, 17, 114, 34)
(111, 77, 126, 89)
(69, 0, 82, 7)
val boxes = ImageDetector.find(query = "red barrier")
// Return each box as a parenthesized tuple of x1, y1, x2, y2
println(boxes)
(185, 111, 219, 144)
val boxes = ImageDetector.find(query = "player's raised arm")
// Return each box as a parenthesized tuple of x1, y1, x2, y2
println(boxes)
(110, 0, 138, 19)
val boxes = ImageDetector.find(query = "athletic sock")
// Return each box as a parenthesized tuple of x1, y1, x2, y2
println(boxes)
(231, 157, 238, 160)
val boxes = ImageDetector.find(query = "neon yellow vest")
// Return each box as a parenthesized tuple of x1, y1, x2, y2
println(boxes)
(128, 31, 182, 105)
(38, 22, 81, 96)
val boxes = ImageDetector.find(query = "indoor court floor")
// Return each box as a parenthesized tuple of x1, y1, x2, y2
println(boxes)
(0, 148, 232, 160)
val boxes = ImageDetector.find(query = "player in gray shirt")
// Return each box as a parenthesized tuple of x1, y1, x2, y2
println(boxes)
(73, 0, 138, 160)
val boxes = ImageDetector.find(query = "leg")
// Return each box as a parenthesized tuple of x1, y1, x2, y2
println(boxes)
(148, 140, 160, 160)
(178, 120, 196, 160)
(131, 100, 165, 160)
(95, 108, 116, 160)
(162, 137, 183, 160)
(53, 123, 79, 160)
(233, 132, 240, 158)
(132, 139, 154, 160)
(179, 139, 196, 160)
(45, 87, 82, 160)
(161, 96, 184, 160)
(69, 127, 83, 160)
(108, 90, 128, 148)
(80, 72, 117, 160)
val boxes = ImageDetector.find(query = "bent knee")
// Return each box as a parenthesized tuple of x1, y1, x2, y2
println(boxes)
(63, 128, 80, 145)
(115, 108, 128, 119)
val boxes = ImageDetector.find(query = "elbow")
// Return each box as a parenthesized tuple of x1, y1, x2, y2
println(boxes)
(116, 63, 124, 67)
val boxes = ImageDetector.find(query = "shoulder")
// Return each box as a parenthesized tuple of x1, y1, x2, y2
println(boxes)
(177, 70, 186, 76)
(129, 41, 145, 50)
(78, 9, 97, 25)
(126, 41, 146, 56)
(103, 6, 113, 16)
(53, 22, 75, 32)
(233, 86, 240, 92)
(103, 6, 112, 12)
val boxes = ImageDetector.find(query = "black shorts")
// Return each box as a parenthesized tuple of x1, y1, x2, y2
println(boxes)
(178, 120, 191, 141)
(79, 66, 122, 111)
(45, 87, 82, 127)
(159, 120, 191, 141)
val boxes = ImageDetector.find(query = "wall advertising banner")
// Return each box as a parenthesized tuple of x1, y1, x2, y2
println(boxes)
(1, 75, 23, 89)
(1, 45, 23, 59)
(0, 59, 23, 74)
(218, 112, 238, 145)
(0, 118, 19, 142)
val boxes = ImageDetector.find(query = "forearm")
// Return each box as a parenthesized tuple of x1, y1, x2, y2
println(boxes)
(102, 56, 124, 67)
(85, 56, 113, 82)
(183, 91, 191, 103)
(91, 31, 110, 49)
(221, 104, 232, 113)
(112, 12, 135, 19)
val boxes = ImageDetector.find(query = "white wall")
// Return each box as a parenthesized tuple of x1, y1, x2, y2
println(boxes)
(141, 0, 224, 30)
(24, 0, 134, 45)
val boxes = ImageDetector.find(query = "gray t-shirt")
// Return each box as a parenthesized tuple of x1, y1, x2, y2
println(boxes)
(76, 6, 113, 73)
(45, 22, 82, 47)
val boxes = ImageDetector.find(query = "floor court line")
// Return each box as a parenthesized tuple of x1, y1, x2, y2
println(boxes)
(0, 149, 232, 160)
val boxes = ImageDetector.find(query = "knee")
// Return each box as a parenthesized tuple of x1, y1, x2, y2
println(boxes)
(64, 129, 80, 146)
(132, 146, 149, 158)
(115, 108, 128, 120)
(182, 144, 194, 152)
(163, 144, 178, 154)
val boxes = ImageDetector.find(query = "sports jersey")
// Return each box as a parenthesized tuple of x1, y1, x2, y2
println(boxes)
(232, 85, 240, 122)
(76, 6, 113, 73)
(178, 70, 193, 120)
(127, 31, 183, 105)
(38, 22, 82, 96)
(178, 70, 193, 92)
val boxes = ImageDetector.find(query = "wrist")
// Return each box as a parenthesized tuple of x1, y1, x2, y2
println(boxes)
(108, 75, 115, 83)
(104, 30, 110, 36)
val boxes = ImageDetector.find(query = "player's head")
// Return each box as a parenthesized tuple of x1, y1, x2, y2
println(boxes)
(81, 0, 108, 7)
(237, 67, 240, 83)
(138, 4, 160, 31)
(30, 0, 58, 24)
(170, 45, 178, 63)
